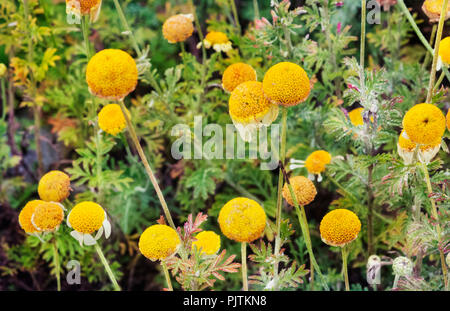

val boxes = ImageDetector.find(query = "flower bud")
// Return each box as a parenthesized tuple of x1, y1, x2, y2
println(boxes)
(392, 256, 413, 277)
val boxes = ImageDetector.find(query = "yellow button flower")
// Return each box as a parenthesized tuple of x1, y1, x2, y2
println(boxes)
(192, 231, 221, 255)
(262, 62, 311, 107)
(66, 0, 102, 23)
(86, 49, 138, 100)
(282, 176, 317, 206)
(218, 197, 266, 243)
(198, 31, 232, 53)
(422, 0, 450, 23)
(98, 104, 129, 136)
(222, 63, 257, 93)
(162, 14, 194, 44)
(290, 150, 332, 182)
(18, 200, 45, 234)
(398, 129, 441, 164)
(67, 201, 111, 246)
(402, 103, 445, 145)
(320, 209, 361, 247)
(439, 36, 450, 66)
(228, 81, 279, 142)
(38, 170, 71, 202)
(139, 224, 180, 261)
(31, 202, 65, 233)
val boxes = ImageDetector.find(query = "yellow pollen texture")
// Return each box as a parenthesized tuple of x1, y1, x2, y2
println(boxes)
(38, 170, 71, 202)
(19, 200, 45, 234)
(32, 202, 64, 232)
(68, 201, 105, 234)
(205, 31, 230, 45)
(398, 130, 440, 152)
(138, 224, 180, 261)
(320, 209, 361, 247)
(403, 103, 445, 145)
(222, 63, 257, 93)
(439, 37, 450, 65)
(229, 81, 272, 123)
(262, 62, 311, 107)
(218, 197, 266, 243)
(98, 104, 128, 136)
(66, 0, 101, 15)
(423, 0, 450, 22)
(305, 150, 332, 174)
(86, 49, 138, 100)
(192, 231, 221, 255)
(162, 14, 194, 44)
(282, 176, 317, 206)
(348, 108, 364, 126)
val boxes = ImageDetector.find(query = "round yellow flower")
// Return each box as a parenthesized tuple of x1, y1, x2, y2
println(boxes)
(139, 224, 180, 261)
(38, 170, 71, 202)
(192, 231, 221, 255)
(86, 49, 138, 100)
(398, 130, 441, 164)
(0, 63, 6, 77)
(228, 81, 279, 142)
(222, 63, 257, 93)
(439, 37, 450, 65)
(348, 108, 365, 126)
(402, 103, 445, 145)
(98, 104, 129, 136)
(18, 200, 45, 234)
(66, 0, 102, 22)
(422, 0, 450, 23)
(262, 62, 311, 107)
(199, 31, 232, 53)
(320, 209, 361, 247)
(305, 150, 332, 175)
(282, 176, 317, 206)
(162, 14, 194, 44)
(68, 201, 105, 234)
(31, 202, 64, 232)
(218, 197, 266, 243)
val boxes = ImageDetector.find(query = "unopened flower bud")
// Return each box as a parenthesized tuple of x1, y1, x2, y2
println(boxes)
(392, 256, 413, 277)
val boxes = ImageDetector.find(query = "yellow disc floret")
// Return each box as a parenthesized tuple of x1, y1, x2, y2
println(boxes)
(38, 170, 71, 202)
(222, 63, 257, 93)
(86, 49, 138, 100)
(402, 103, 445, 145)
(162, 14, 194, 44)
(282, 176, 317, 206)
(32, 202, 64, 232)
(320, 209, 361, 247)
(201, 31, 232, 52)
(19, 200, 45, 234)
(439, 37, 450, 65)
(98, 104, 129, 136)
(218, 197, 266, 243)
(262, 62, 311, 107)
(138, 224, 180, 261)
(68, 201, 105, 234)
(305, 150, 332, 174)
(192, 231, 221, 255)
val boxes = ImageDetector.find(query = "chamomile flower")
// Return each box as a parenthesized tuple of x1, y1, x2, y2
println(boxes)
(218, 197, 266, 243)
(19, 200, 46, 235)
(197, 31, 232, 53)
(222, 63, 257, 93)
(228, 81, 279, 142)
(290, 150, 332, 182)
(162, 14, 194, 44)
(422, 0, 450, 23)
(138, 224, 180, 261)
(67, 201, 111, 246)
(86, 49, 138, 100)
(437, 36, 450, 71)
(402, 103, 446, 145)
(38, 170, 71, 202)
(282, 176, 317, 206)
(66, 0, 102, 23)
(31, 202, 65, 233)
(98, 104, 129, 136)
(319, 209, 361, 247)
(192, 231, 221, 255)
(398, 130, 441, 164)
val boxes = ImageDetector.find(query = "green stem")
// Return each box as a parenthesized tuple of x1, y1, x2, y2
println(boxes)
(118, 100, 177, 231)
(367, 164, 374, 255)
(1, 78, 6, 120)
(95, 125, 103, 203)
(94, 243, 121, 291)
(434, 71, 446, 91)
(241, 242, 248, 291)
(422, 24, 437, 71)
(283, 24, 293, 59)
(53, 239, 61, 291)
(253, 0, 260, 20)
(229, 0, 241, 33)
(426, 0, 449, 103)
(360, 0, 366, 69)
(341, 245, 350, 291)
(112, 0, 141, 56)
(161, 260, 173, 291)
(81, 15, 91, 59)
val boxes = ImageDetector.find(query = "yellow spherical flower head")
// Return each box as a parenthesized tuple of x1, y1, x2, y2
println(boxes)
(398, 129, 441, 164)
(18, 200, 45, 234)
(222, 63, 257, 93)
(86, 49, 138, 100)
(403, 103, 445, 145)
(98, 104, 130, 136)
(139, 224, 180, 261)
(439, 37, 450, 66)
(229, 81, 279, 142)
(67, 201, 111, 246)
(291, 150, 331, 182)
(162, 14, 194, 44)
(422, 0, 450, 23)
(198, 31, 232, 53)
(282, 176, 317, 206)
(192, 231, 221, 255)
(38, 170, 71, 202)
(320, 209, 361, 247)
(31, 202, 65, 233)
(218, 197, 266, 243)
(66, 0, 102, 22)
(262, 62, 311, 107)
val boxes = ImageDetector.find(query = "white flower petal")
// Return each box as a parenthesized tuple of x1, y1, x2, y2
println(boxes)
(66, 210, 72, 228)
(308, 173, 315, 181)
(94, 226, 104, 240)
(103, 219, 111, 239)
(317, 173, 323, 182)
(70, 230, 84, 246)
(83, 234, 97, 246)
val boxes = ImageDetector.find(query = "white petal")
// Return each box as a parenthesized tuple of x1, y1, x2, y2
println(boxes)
(94, 226, 104, 240)
(70, 230, 84, 246)
(289, 164, 305, 170)
(83, 234, 97, 246)
(317, 173, 323, 182)
(103, 219, 111, 239)
(290, 158, 305, 164)
(401, 130, 409, 140)
(66, 210, 72, 228)
(308, 173, 315, 181)
(437, 57, 442, 72)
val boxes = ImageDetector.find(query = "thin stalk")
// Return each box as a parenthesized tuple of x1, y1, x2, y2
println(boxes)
(81, 15, 91, 59)
(425, 0, 449, 103)
(33, 105, 43, 178)
(118, 100, 177, 231)
(434, 71, 446, 91)
(53, 239, 61, 291)
(229, 0, 241, 33)
(180, 42, 186, 56)
(1, 78, 6, 120)
(367, 164, 374, 255)
(422, 24, 437, 71)
(283, 24, 294, 59)
(341, 245, 350, 291)
(241, 242, 248, 291)
(393, 274, 400, 289)
(421, 163, 448, 289)
(360, 0, 366, 69)
(112, 0, 141, 56)
(95, 127, 103, 203)
(161, 260, 173, 291)
(253, 0, 260, 20)
(94, 243, 121, 291)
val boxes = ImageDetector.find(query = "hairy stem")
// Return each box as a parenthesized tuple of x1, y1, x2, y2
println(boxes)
(253, 0, 260, 20)
(229, 0, 241, 33)
(161, 260, 173, 291)
(341, 245, 350, 291)
(241, 242, 248, 291)
(360, 0, 366, 69)
(53, 239, 61, 291)
(94, 243, 121, 291)
(367, 164, 374, 255)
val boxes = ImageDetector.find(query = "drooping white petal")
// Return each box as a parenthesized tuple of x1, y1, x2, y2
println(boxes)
(103, 219, 111, 239)
(83, 234, 97, 246)
(308, 173, 315, 181)
(70, 230, 84, 246)
(289, 164, 305, 170)
(94, 226, 104, 240)
(66, 210, 72, 228)
(317, 173, 323, 182)
(290, 158, 305, 164)
(437, 56, 442, 72)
